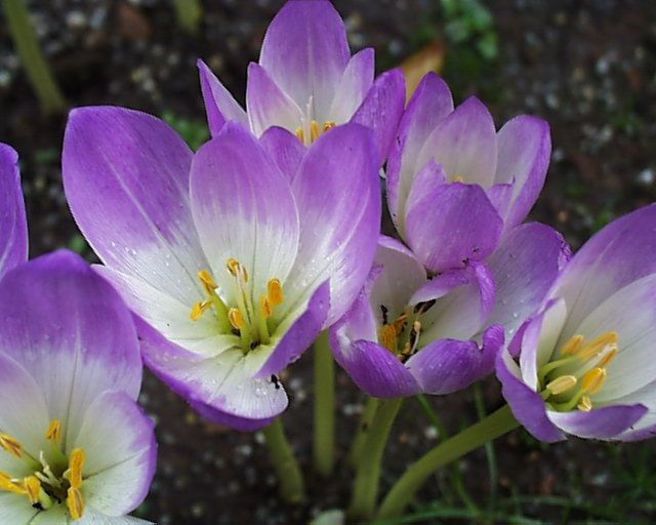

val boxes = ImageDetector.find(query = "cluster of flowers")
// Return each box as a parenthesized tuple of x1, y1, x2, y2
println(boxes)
(2, 1, 656, 522)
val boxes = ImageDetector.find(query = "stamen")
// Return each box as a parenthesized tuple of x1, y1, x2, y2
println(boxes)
(198, 269, 217, 295)
(577, 332, 618, 359)
(45, 420, 62, 444)
(228, 308, 246, 330)
(310, 120, 321, 142)
(267, 279, 284, 307)
(323, 121, 336, 132)
(261, 296, 273, 319)
(0, 471, 26, 495)
(581, 367, 607, 395)
(0, 433, 22, 458)
(295, 127, 304, 143)
(66, 449, 86, 489)
(577, 395, 593, 412)
(453, 175, 465, 183)
(597, 347, 618, 368)
(67, 487, 85, 520)
(560, 334, 584, 355)
(190, 300, 211, 321)
(226, 258, 248, 282)
(546, 375, 577, 395)
(379, 324, 398, 353)
(23, 476, 41, 505)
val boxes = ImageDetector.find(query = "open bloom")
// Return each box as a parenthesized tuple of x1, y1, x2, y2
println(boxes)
(198, 0, 405, 162)
(0, 143, 27, 279)
(331, 223, 569, 397)
(0, 251, 155, 524)
(498, 205, 656, 442)
(63, 108, 380, 430)
(386, 73, 551, 273)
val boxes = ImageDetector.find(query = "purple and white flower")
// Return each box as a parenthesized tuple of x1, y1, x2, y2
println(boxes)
(0, 143, 27, 280)
(386, 73, 551, 274)
(0, 251, 155, 524)
(198, 0, 405, 162)
(331, 224, 569, 398)
(498, 205, 656, 442)
(63, 108, 380, 430)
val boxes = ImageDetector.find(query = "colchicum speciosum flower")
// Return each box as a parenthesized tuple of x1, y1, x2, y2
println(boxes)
(386, 72, 551, 274)
(0, 143, 27, 279)
(198, 0, 405, 162)
(63, 109, 380, 430)
(498, 205, 656, 442)
(331, 224, 570, 397)
(0, 251, 156, 523)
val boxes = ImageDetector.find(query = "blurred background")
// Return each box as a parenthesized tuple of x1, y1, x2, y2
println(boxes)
(1, 1, 656, 523)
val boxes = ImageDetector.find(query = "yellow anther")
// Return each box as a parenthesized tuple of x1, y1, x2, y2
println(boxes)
(379, 324, 398, 353)
(412, 321, 422, 333)
(577, 395, 593, 412)
(295, 127, 304, 143)
(310, 120, 321, 142)
(67, 486, 85, 520)
(581, 367, 607, 395)
(190, 300, 211, 321)
(578, 332, 618, 359)
(67, 448, 86, 489)
(267, 278, 284, 307)
(226, 258, 248, 281)
(228, 308, 246, 330)
(452, 175, 465, 183)
(597, 347, 618, 368)
(261, 296, 273, 319)
(45, 419, 62, 444)
(546, 375, 577, 395)
(0, 433, 22, 458)
(198, 270, 217, 295)
(323, 121, 336, 132)
(23, 476, 41, 505)
(560, 334, 584, 355)
(0, 471, 26, 495)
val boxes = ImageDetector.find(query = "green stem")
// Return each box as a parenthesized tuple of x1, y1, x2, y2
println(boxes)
(172, 0, 203, 35)
(262, 418, 305, 504)
(375, 405, 519, 520)
(348, 398, 403, 520)
(3, 0, 66, 114)
(348, 396, 380, 467)
(313, 331, 335, 476)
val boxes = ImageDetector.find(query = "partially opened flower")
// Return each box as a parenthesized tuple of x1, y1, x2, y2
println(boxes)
(0, 143, 27, 279)
(63, 108, 380, 430)
(198, 0, 405, 162)
(0, 251, 155, 524)
(331, 223, 569, 397)
(498, 205, 656, 442)
(386, 73, 551, 273)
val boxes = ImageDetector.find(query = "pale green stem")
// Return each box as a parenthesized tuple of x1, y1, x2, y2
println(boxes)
(3, 0, 66, 114)
(262, 418, 305, 504)
(348, 396, 380, 468)
(375, 405, 519, 520)
(348, 398, 403, 520)
(172, 0, 202, 34)
(313, 331, 335, 476)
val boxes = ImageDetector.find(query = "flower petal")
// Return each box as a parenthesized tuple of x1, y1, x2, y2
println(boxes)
(494, 116, 551, 231)
(75, 391, 156, 516)
(329, 48, 375, 123)
(386, 72, 453, 230)
(0, 144, 27, 279)
(190, 123, 300, 303)
(496, 349, 565, 442)
(0, 251, 142, 446)
(259, 0, 350, 120)
(415, 96, 497, 187)
(197, 59, 248, 136)
(63, 106, 208, 308)
(350, 68, 406, 165)
(285, 123, 380, 326)
(260, 126, 306, 183)
(0, 494, 38, 524)
(246, 63, 304, 137)
(546, 404, 647, 440)
(77, 510, 153, 524)
(406, 182, 503, 273)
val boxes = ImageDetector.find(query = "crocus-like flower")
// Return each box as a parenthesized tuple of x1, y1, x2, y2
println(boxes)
(0, 143, 27, 279)
(63, 108, 380, 430)
(498, 205, 656, 442)
(198, 0, 405, 162)
(0, 251, 156, 524)
(386, 72, 551, 274)
(331, 223, 570, 397)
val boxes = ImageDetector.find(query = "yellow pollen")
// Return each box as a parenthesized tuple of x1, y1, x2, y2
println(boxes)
(261, 296, 273, 319)
(577, 331, 618, 359)
(581, 367, 607, 395)
(413, 321, 422, 333)
(453, 175, 465, 183)
(578, 395, 593, 412)
(198, 269, 217, 294)
(67, 486, 85, 520)
(228, 308, 246, 330)
(23, 476, 41, 505)
(597, 347, 618, 368)
(0, 471, 26, 495)
(546, 375, 578, 395)
(226, 258, 248, 282)
(0, 433, 22, 458)
(379, 324, 398, 353)
(267, 278, 284, 307)
(67, 448, 86, 489)
(310, 120, 321, 142)
(45, 419, 62, 444)
(323, 121, 336, 132)
(190, 300, 211, 321)
(560, 334, 584, 355)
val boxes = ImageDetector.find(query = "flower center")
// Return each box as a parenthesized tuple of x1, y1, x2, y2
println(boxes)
(537, 331, 618, 412)
(295, 120, 336, 146)
(377, 301, 435, 362)
(190, 259, 285, 352)
(0, 420, 87, 520)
